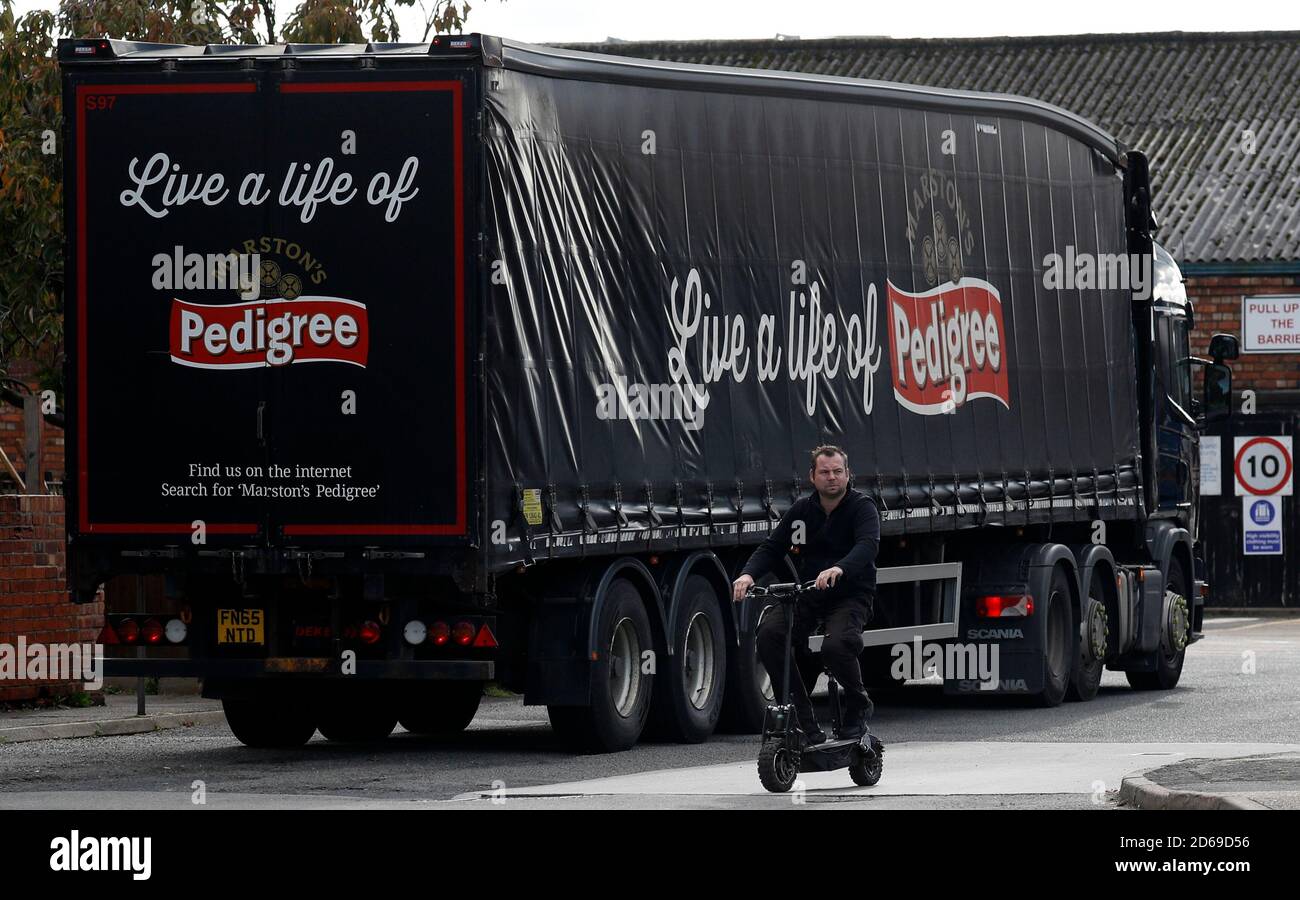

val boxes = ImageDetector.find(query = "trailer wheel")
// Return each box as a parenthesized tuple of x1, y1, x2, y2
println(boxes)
(1127, 557, 1189, 691)
(547, 578, 653, 752)
(222, 697, 316, 748)
(317, 691, 398, 743)
(1033, 566, 1074, 707)
(398, 682, 484, 736)
(718, 596, 776, 733)
(1067, 580, 1108, 702)
(648, 575, 727, 743)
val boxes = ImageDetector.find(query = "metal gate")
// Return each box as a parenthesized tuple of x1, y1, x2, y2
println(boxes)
(1200, 407, 1299, 607)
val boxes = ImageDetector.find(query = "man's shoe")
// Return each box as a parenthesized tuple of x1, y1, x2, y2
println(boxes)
(837, 698, 872, 741)
(798, 714, 826, 745)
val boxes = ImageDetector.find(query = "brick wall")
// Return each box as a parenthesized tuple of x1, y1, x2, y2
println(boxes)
(0, 359, 65, 494)
(1186, 275, 1300, 393)
(0, 494, 102, 702)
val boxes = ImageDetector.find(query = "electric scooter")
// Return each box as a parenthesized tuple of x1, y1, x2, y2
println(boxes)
(747, 580, 885, 793)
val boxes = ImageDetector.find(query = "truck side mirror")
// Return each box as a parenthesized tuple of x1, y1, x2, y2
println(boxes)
(1209, 333, 1239, 362)
(1203, 363, 1232, 419)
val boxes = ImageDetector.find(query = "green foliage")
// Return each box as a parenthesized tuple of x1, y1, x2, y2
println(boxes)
(0, 0, 63, 390)
(0, 0, 483, 394)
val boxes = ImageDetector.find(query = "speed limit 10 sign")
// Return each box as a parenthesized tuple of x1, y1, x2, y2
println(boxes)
(1234, 436, 1294, 496)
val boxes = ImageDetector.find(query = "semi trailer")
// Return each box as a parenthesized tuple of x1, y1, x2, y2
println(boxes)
(58, 34, 1237, 752)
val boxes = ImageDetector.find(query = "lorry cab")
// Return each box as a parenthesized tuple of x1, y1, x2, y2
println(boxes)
(1150, 242, 1198, 521)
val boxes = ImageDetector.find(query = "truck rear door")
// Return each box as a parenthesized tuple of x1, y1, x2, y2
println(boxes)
(63, 48, 476, 548)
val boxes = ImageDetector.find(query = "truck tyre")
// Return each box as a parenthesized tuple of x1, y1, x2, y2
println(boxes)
(547, 578, 653, 753)
(718, 593, 777, 733)
(1033, 566, 1074, 707)
(398, 682, 484, 736)
(317, 691, 398, 742)
(1067, 579, 1108, 702)
(1127, 557, 1189, 691)
(647, 575, 727, 743)
(223, 697, 316, 748)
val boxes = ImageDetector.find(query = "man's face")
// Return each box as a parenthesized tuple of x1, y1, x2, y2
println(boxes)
(810, 454, 848, 501)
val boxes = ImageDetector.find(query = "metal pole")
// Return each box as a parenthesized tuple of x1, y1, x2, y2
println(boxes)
(22, 394, 41, 494)
(136, 575, 146, 716)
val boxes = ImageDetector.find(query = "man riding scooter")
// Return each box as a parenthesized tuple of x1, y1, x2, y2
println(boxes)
(732, 445, 881, 746)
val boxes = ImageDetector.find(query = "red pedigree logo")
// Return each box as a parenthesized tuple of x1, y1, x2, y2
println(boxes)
(169, 297, 369, 369)
(887, 278, 1010, 415)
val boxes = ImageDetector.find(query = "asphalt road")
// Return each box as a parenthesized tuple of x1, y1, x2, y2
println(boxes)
(1, 617, 1295, 810)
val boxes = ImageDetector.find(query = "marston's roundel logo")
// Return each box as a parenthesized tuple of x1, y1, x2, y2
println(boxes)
(905, 168, 977, 288)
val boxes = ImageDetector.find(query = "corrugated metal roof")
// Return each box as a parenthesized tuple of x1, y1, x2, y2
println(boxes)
(562, 32, 1300, 267)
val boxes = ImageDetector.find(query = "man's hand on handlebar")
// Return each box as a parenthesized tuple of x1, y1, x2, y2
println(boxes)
(731, 574, 754, 602)
(733, 577, 828, 601)
(814, 566, 844, 590)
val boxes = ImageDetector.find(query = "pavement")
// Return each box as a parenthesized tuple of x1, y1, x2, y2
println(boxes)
(3, 666, 1299, 810)
(447, 742, 1300, 810)
(0, 692, 225, 744)
(1118, 752, 1300, 810)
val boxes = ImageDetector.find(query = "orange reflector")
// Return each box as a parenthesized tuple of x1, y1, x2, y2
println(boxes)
(472, 624, 498, 648)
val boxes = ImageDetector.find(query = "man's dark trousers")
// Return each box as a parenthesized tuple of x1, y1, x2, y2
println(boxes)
(756, 593, 873, 726)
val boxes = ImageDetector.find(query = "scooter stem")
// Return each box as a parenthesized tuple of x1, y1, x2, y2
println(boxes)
(780, 593, 795, 709)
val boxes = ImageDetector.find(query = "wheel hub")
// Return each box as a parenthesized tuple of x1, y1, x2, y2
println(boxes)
(1165, 590, 1189, 653)
(608, 616, 642, 718)
(1084, 599, 1109, 661)
(683, 611, 716, 711)
(755, 604, 775, 702)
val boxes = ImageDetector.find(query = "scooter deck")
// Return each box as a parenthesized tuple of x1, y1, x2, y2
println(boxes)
(805, 735, 870, 753)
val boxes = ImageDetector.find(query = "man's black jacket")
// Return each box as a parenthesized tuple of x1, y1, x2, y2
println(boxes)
(740, 488, 881, 606)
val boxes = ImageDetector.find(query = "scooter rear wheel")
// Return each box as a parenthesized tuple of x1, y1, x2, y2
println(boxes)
(758, 739, 801, 793)
(849, 736, 884, 786)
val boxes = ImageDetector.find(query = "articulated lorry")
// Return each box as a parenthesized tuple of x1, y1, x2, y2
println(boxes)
(59, 34, 1237, 752)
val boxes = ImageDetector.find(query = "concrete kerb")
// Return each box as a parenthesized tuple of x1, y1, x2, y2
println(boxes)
(1118, 775, 1271, 811)
(0, 710, 227, 744)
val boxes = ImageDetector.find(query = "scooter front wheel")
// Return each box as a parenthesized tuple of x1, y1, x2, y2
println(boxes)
(849, 736, 884, 786)
(758, 739, 801, 793)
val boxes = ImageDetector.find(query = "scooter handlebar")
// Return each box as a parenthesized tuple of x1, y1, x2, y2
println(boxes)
(745, 579, 820, 598)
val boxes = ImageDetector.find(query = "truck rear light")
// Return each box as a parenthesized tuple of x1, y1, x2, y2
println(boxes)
(403, 620, 427, 645)
(430, 621, 450, 646)
(142, 618, 164, 644)
(165, 619, 188, 643)
(976, 594, 1034, 618)
(360, 621, 382, 645)
(117, 618, 140, 644)
(453, 621, 475, 646)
